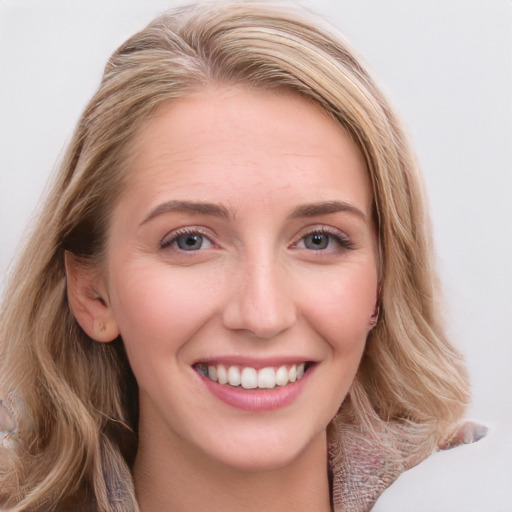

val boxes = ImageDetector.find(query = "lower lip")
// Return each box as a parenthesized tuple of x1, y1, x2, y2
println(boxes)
(197, 367, 314, 412)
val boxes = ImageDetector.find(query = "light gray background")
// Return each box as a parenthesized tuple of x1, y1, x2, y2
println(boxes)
(1, 1, 511, 510)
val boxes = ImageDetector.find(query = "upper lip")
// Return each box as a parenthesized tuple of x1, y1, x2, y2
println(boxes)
(192, 357, 316, 369)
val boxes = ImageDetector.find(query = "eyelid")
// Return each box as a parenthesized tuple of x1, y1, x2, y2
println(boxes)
(291, 225, 354, 251)
(160, 226, 217, 249)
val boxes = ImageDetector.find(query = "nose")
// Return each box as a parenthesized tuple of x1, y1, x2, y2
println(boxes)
(221, 256, 297, 339)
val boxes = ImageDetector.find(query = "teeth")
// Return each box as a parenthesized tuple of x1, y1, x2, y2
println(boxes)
(228, 366, 241, 386)
(275, 365, 288, 386)
(257, 367, 276, 389)
(217, 364, 228, 384)
(202, 363, 308, 389)
(241, 367, 257, 389)
(207, 365, 217, 381)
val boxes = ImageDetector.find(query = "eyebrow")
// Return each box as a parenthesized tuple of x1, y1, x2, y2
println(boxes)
(290, 200, 368, 222)
(141, 200, 232, 226)
(140, 199, 367, 226)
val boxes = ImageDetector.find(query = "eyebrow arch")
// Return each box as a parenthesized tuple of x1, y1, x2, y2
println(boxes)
(141, 200, 232, 226)
(290, 200, 368, 222)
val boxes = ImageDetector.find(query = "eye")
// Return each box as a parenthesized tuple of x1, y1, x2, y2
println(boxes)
(302, 233, 331, 250)
(161, 229, 213, 252)
(175, 233, 210, 251)
(293, 227, 353, 252)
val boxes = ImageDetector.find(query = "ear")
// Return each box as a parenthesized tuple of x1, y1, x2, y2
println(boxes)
(65, 251, 120, 343)
(368, 286, 381, 329)
(368, 304, 379, 328)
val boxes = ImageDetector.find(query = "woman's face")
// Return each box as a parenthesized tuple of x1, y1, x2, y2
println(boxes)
(103, 86, 378, 471)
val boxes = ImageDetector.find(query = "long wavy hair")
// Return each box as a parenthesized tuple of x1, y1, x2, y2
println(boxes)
(0, 1, 469, 510)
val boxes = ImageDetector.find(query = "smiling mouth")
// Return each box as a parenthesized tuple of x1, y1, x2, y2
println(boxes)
(194, 362, 312, 390)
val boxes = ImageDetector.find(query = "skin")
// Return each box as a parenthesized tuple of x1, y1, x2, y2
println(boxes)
(67, 86, 378, 512)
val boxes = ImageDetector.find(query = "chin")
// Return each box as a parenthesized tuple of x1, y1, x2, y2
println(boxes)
(197, 423, 328, 474)
(221, 450, 299, 473)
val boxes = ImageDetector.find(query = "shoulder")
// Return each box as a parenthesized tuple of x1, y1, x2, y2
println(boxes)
(373, 423, 510, 512)
(329, 420, 490, 512)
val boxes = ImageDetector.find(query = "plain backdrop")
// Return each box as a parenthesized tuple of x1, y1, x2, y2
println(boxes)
(1, 1, 511, 510)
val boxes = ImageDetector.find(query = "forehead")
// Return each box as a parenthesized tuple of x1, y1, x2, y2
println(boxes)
(120, 85, 372, 216)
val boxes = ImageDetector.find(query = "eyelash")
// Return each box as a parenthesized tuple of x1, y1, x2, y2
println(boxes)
(160, 226, 354, 253)
(160, 227, 215, 251)
(291, 226, 354, 252)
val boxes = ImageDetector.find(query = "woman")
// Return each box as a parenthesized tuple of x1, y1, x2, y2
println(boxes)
(0, 1, 471, 511)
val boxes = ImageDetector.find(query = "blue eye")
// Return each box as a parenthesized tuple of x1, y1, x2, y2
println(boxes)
(303, 233, 330, 250)
(176, 233, 205, 251)
(294, 228, 353, 252)
(161, 230, 213, 251)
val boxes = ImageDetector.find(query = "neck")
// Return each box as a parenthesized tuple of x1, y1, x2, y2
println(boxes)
(133, 417, 331, 512)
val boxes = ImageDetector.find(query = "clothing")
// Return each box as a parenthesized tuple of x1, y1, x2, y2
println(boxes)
(328, 418, 486, 511)
(1, 407, 483, 512)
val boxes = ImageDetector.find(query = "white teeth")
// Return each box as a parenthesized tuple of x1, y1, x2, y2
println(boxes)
(228, 366, 241, 386)
(257, 367, 276, 389)
(199, 363, 308, 389)
(217, 364, 228, 384)
(275, 365, 288, 386)
(241, 367, 258, 389)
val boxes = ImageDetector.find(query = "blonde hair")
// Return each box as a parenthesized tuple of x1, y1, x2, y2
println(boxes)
(0, 1, 469, 510)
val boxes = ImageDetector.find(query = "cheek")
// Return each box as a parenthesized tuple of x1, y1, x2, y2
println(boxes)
(297, 263, 378, 350)
(108, 262, 219, 366)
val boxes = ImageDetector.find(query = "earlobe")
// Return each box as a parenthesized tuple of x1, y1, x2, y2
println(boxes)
(64, 251, 120, 343)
